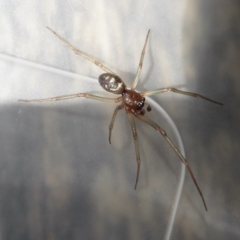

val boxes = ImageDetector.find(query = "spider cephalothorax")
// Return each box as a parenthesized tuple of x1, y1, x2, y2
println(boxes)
(19, 27, 223, 211)
(122, 90, 145, 114)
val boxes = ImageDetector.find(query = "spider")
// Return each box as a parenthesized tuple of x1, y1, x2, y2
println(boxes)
(19, 27, 223, 211)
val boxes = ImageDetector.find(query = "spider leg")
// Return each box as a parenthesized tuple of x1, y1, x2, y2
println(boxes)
(47, 27, 117, 75)
(109, 103, 124, 144)
(142, 87, 223, 105)
(126, 113, 141, 190)
(19, 93, 122, 103)
(136, 114, 208, 211)
(131, 30, 150, 90)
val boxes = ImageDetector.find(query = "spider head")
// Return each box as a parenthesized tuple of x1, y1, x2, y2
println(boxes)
(99, 73, 126, 94)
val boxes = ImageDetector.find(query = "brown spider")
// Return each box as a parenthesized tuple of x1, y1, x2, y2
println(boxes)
(19, 27, 223, 211)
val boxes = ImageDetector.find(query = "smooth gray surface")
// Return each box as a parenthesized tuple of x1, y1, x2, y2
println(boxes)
(0, 0, 240, 239)
(171, 1, 240, 239)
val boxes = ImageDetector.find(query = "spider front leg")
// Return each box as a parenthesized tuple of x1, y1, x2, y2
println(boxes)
(136, 114, 208, 211)
(47, 27, 117, 75)
(19, 93, 122, 103)
(126, 113, 141, 190)
(142, 88, 223, 105)
(109, 103, 124, 144)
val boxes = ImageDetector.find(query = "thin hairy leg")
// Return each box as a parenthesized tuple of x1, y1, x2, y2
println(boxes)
(19, 93, 122, 103)
(131, 30, 150, 90)
(142, 87, 223, 105)
(136, 114, 208, 211)
(109, 103, 124, 144)
(126, 113, 141, 190)
(47, 27, 116, 75)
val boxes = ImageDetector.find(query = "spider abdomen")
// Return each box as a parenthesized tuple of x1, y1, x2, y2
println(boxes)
(99, 73, 126, 94)
(122, 89, 145, 111)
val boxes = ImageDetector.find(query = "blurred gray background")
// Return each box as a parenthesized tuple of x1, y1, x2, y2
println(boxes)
(0, 0, 239, 239)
